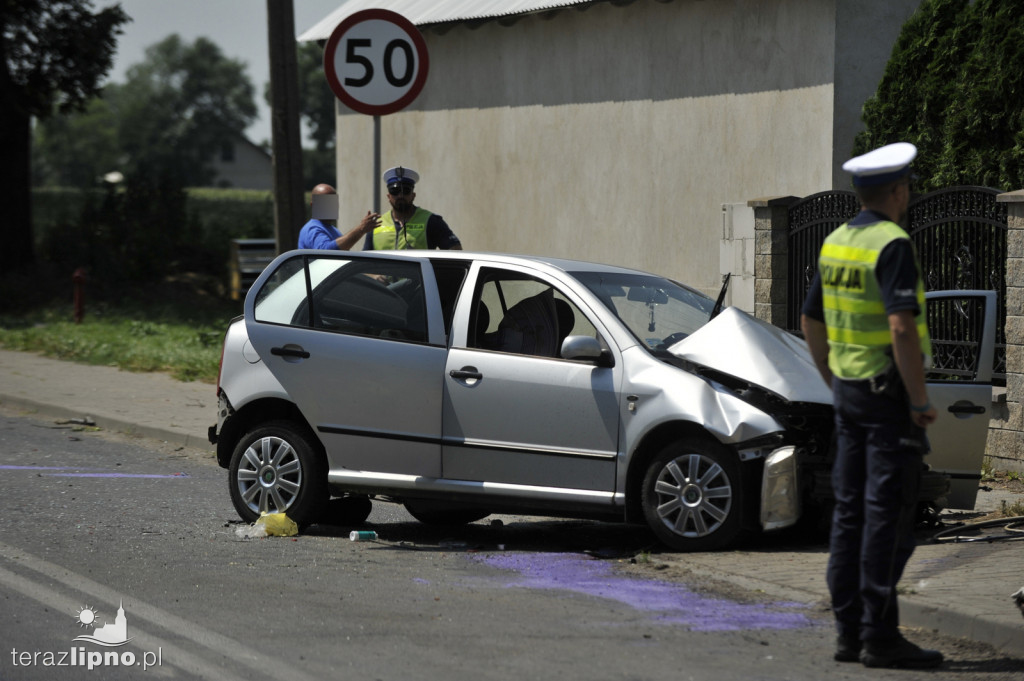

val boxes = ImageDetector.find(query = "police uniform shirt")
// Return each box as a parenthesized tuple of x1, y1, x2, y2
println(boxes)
(801, 210, 921, 323)
(362, 212, 461, 250)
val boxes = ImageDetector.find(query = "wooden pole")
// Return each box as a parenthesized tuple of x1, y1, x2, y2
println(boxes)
(267, 0, 305, 255)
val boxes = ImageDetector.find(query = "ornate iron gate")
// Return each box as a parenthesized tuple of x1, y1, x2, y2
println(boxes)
(787, 186, 1007, 384)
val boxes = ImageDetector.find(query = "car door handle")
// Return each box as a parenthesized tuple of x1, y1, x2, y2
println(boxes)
(947, 404, 986, 415)
(449, 367, 482, 381)
(270, 346, 310, 359)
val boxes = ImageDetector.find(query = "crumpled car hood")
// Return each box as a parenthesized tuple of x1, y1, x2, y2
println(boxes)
(668, 307, 833, 405)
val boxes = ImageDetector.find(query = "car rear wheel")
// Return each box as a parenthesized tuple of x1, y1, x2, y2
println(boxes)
(641, 438, 742, 551)
(228, 421, 327, 525)
(404, 500, 489, 526)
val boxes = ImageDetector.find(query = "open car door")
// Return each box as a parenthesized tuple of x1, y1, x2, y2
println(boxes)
(925, 290, 998, 510)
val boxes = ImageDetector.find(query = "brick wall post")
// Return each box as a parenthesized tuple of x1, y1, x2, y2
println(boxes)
(989, 190, 1024, 472)
(749, 196, 798, 327)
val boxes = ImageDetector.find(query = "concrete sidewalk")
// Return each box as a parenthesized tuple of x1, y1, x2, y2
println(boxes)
(0, 348, 213, 450)
(1, 348, 1022, 657)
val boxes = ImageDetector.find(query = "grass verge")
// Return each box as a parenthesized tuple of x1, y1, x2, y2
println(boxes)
(0, 276, 241, 384)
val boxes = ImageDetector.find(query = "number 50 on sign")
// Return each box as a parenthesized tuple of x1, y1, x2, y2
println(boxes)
(323, 9, 430, 116)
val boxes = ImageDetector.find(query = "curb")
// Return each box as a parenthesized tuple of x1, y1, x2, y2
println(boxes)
(0, 394, 211, 453)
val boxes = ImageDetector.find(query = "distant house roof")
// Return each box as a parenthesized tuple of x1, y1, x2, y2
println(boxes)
(298, 0, 593, 41)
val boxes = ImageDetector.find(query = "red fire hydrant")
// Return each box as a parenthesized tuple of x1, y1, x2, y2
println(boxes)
(72, 268, 87, 324)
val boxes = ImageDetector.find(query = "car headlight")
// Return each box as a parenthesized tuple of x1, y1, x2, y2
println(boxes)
(760, 445, 800, 530)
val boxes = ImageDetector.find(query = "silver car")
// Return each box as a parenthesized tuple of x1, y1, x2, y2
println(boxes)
(209, 250, 995, 551)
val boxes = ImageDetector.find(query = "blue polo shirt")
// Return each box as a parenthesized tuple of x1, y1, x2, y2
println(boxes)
(297, 219, 342, 250)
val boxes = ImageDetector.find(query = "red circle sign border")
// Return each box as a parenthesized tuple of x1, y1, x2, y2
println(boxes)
(323, 9, 430, 117)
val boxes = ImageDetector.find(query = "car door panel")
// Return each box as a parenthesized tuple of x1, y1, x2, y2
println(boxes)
(244, 253, 445, 478)
(925, 290, 997, 510)
(443, 348, 619, 489)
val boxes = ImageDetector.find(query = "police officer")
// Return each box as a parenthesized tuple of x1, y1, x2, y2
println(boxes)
(363, 167, 462, 251)
(801, 142, 943, 669)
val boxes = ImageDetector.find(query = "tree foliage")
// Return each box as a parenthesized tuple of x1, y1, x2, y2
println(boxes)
(264, 40, 336, 186)
(33, 97, 120, 187)
(0, 0, 128, 270)
(111, 34, 259, 187)
(296, 41, 337, 154)
(1, 0, 127, 116)
(28, 33, 260, 287)
(854, 0, 1024, 192)
(34, 34, 258, 188)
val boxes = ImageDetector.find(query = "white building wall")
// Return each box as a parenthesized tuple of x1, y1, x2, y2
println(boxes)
(329, 0, 876, 295)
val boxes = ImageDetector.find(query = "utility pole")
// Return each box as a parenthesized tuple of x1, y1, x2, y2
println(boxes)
(266, 0, 305, 254)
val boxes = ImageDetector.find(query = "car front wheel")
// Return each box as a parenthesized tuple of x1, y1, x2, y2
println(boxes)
(228, 421, 327, 525)
(641, 438, 742, 551)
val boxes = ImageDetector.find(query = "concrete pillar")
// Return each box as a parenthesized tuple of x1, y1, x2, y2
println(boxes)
(749, 196, 798, 327)
(989, 190, 1024, 473)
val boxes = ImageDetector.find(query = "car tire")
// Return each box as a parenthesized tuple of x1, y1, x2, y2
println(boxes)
(321, 495, 373, 526)
(228, 420, 327, 526)
(641, 438, 743, 552)
(404, 500, 489, 526)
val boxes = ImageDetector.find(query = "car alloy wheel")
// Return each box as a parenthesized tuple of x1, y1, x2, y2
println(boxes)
(228, 420, 326, 525)
(641, 439, 742, 551)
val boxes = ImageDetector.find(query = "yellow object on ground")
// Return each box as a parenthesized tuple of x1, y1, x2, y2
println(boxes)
(255, 512, 299, 537)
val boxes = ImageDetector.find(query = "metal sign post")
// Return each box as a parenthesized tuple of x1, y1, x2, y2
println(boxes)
(323, 10, 429, 212)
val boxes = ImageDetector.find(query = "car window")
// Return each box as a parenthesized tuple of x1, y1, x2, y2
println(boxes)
(467, 269, 598, 358)
(253, 255, 427, 342)
(571, 271, 714, 352)
(926, 295, 988, 382)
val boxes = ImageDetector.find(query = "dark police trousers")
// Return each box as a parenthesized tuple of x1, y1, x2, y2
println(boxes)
(827, 377, 926, 643)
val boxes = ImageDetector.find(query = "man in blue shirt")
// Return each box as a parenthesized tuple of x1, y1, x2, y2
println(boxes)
(297, 183, 379, 250)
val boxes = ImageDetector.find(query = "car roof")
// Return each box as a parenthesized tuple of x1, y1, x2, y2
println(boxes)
(292, 249, 662, 279)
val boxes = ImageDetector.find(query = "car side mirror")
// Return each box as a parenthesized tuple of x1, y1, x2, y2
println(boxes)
(561, 336, 614, 367)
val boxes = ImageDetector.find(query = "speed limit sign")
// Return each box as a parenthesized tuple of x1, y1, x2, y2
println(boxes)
(323, 9, 429, 116)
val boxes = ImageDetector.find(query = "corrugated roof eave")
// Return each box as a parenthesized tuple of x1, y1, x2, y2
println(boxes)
(298, 0, 595, 42)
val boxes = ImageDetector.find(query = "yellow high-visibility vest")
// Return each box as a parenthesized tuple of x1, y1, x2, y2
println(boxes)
(819, 219, 931, 379)
(373, 208, 432, 250)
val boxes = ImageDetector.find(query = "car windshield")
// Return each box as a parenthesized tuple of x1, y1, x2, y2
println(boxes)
(571, 271, 715, 352)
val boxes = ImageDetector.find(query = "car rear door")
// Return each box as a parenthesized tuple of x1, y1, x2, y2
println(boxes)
(925, 290, 997, 510)
(243, 252, 448, 477)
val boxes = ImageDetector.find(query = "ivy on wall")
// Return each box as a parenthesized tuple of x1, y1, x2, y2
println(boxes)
(853, 0, 1024, 192)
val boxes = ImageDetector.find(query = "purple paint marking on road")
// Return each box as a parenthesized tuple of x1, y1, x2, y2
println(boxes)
(0, 465, 104, 470)
(46, 472, 191, 479)
(2, 465, 189, 479)
(476, 553, 813, 632)
(412, 578, 430, 585)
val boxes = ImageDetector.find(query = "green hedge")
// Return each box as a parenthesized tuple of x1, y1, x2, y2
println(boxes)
(32, 186, 276, 283)
(854, 0, 1024, 192)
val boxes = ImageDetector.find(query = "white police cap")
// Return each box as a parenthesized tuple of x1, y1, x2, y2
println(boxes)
(842, 142, 917, 187)
(383, 166, 419, 186)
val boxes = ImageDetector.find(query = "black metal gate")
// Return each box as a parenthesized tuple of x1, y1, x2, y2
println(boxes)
(787, 186, 1007, 384)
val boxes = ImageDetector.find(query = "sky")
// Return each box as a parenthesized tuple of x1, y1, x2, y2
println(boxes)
(99, 0, 344, 145)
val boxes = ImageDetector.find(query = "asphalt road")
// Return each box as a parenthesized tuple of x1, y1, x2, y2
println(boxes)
(1, 408, 1020, 681)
